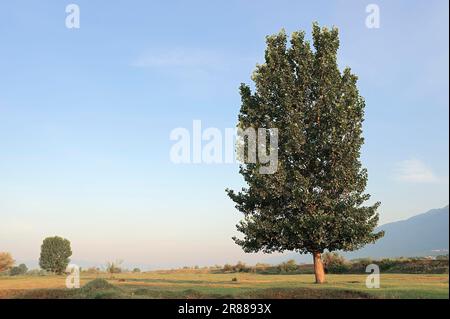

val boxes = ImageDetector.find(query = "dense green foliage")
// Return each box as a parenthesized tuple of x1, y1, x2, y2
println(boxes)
(223, 261, 249, 273)
(9, 264, 28, 276)
(218, 256, 449, 275)
(39, 236, 72, 274)
(227, 24, 383, 256)
(278, 259, 298, 273)
(322, 252, 351, 273)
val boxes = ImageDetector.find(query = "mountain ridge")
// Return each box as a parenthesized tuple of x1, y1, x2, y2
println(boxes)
(264, 205, 449, 264)
(345, 205, 449, 259)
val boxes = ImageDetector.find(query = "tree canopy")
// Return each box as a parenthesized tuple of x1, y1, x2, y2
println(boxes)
(39, 236, 72, 274)
(226, 24, 383, 282)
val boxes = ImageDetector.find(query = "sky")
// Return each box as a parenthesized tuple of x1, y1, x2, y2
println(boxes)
(0, 0, 448, 269)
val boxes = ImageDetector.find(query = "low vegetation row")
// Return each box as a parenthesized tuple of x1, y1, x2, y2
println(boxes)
(217, 253, 449, 275)
(1, 240, 448, 278)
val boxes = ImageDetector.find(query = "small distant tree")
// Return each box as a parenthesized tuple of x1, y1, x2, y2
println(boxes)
(255, 263, 270, 271)
(132, 268, 141, 273)
(278, 259, 298, 273)
(9, 263, 28, 276)
(223, 264, 233, 272)
(322, 252, 350, 274)
(234, 261, 247, 272)
(39, 236, 72, 274)
(0, 252, 15, 273)
(106, 260, 123, 277)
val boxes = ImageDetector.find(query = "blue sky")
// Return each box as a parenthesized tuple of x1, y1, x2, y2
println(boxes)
(0, 0, 448, 269)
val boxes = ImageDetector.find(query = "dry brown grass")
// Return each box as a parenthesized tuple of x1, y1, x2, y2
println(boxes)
(0, 271, 448, 299)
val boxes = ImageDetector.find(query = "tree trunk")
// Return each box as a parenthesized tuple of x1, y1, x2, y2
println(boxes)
(313, 252, 325, 284)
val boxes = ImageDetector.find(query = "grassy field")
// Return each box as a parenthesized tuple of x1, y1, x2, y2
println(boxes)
(0, 270, 448, 299)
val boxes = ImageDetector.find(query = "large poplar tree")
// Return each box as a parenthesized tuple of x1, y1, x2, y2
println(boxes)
(226, 24, 383, 283)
